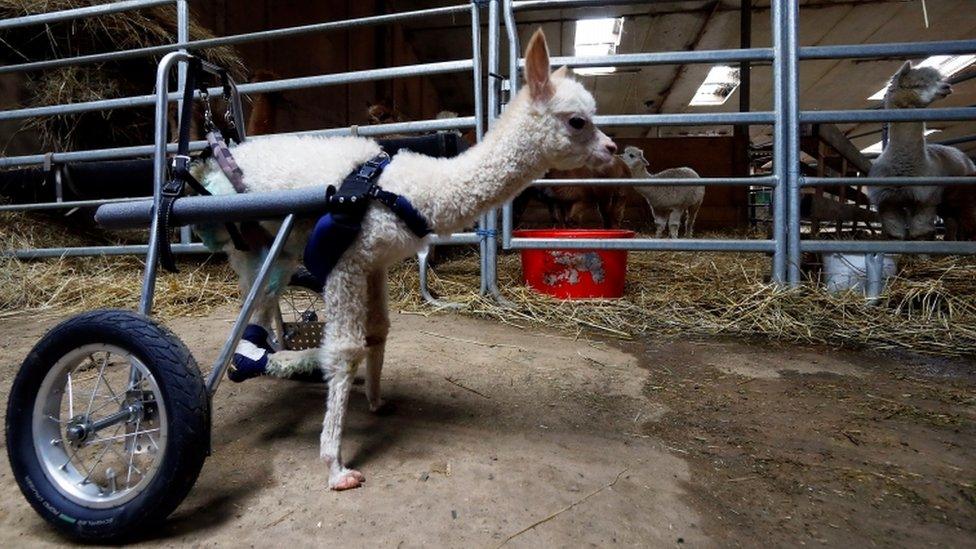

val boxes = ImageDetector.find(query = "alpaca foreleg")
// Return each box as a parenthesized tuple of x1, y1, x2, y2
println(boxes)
(908, 204, 939, 240)
(319, 265, 370, 490)
(877, 201, 909, 240)
(365, 269, 390, 413)
(685, 203, 701, 238)
(667, 209, 683, 239)
(651, 207, 668, 238)
(265, 348, 319, 377)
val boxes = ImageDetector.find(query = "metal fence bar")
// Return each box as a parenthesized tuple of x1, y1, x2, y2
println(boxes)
(534, 176, 777, 187)
(595, 112, 775, 126)
(176, 0, 192, 246)
(7, 243, 209, 259)
(801, 107, 976, 124)
(0, 59, 475, 123)
(544, 48, 774, 68)
(0, 197, 149, 212)
(509, 238, 776, 252)
(0, 4, 472, 75)
(0, 0, 173, 30)
(0, 115, 475, 170)
(501, 0, 519, 251)
(802, 241, 976, 255)
(803, 176, 976, 187)
(799, 39, 976, 60)
(782, 0, 801, 287)
(769, 0, 788, 284)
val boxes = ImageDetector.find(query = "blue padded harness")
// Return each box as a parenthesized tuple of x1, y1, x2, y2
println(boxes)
(303, 152, 431, 284)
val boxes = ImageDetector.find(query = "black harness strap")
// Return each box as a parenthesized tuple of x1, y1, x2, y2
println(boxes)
(156, 60, 253, 272)
(157, 58, 202, 273)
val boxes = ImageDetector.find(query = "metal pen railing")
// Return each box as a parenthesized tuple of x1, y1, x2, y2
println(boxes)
(497, 0, 976, 294)
(3, 0, 976, 302)
(1, 1, 490, 305)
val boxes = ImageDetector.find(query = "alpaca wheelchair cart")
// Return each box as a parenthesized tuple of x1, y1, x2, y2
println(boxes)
(5, 51, 465, 541)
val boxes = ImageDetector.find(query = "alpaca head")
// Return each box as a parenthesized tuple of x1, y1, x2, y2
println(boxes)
(366, 98, 405, 125)
(884, 61, 952, 108)
(620, 145, 649, 174)
(517, 29, 617, 170)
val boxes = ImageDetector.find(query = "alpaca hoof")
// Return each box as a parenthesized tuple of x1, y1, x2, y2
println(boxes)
(330, 469, 365, 491)
(369, 399, 395, 415)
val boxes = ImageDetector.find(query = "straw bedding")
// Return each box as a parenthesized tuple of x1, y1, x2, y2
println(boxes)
(3, 212, 973, 358)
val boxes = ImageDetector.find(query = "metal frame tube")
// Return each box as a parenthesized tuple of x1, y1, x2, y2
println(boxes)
(769, 1, 787, 284)
(6, 243, 209, 259)
(501, 0, 519, 250)
(0, 0, 173, 30)
(0, 4, 472, 75)
(0, 116, 475, 169)
(782, 0, 801, 287)
(176, 0, 192, 246)
(138, 51, 188, 315)
(543, 48, 773, 69)
(800, 39, 976, 60)
(509, 238, 775, 253)
(801, 107, 976, 124)
(535, 176, 777, 187)
(803, 176, 976, 187)
(206, 214, 296, 395)
(0, 59, 474, 124)
(802, 240, 976, 255)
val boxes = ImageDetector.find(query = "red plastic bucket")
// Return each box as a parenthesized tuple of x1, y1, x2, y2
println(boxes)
(513, 229, 635, 299)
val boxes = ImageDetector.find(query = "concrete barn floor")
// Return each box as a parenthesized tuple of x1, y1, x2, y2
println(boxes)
(0, 306, 972, 547)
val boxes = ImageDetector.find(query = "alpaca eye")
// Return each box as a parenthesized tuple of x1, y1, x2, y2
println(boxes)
(568, 117, 586, 130)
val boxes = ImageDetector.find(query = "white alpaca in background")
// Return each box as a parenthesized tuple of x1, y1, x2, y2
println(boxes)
(192, 29, 616, 491)
(868, 62, 972, 239)
(620, 145, 703, 238)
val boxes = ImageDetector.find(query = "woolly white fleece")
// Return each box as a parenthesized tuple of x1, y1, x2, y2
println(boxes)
(620, 146, 703, 238)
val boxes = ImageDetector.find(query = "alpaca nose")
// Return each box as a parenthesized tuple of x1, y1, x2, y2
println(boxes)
(605, 142, 617, 155)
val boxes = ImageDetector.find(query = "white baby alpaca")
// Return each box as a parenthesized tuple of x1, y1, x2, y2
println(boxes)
(619, 146, 703, 238)
(192, 29, 616, 491)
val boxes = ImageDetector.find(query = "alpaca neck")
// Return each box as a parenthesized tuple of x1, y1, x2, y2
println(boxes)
(425, 95, 548, 233)
(883, 98, 927, 162)
(247, 96, 277, 136)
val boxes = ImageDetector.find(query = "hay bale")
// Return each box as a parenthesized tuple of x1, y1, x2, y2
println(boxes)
(0, 0, 244, 152)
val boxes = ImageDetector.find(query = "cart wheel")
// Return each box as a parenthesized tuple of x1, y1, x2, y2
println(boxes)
(274, 268, 327, 382)
(6, 309, 209, 542)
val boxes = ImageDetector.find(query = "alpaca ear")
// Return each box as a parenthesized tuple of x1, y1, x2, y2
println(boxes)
(552, 65, 570, 80)
(895, 60, 912, 78)
(640, 152, 649, 167)
(524, 28, 554, 102)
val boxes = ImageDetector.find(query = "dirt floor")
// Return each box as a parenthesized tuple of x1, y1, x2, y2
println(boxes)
(0, 306, 972, 547)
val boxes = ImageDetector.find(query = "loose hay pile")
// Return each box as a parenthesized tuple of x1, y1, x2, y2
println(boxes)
(389, 242, 976, 358)
(3, 211, 974, 357)
(0, 212, 237, 319)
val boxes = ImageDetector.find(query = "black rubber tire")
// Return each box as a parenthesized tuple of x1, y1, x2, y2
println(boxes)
(6, 309, 210, 542)
(288, 266, 323, 293)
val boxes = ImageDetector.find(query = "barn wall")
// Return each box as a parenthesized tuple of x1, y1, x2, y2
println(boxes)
(519, 136, 750, 232)
(191, 0, 443, 131)
(614, 136, 751, 231)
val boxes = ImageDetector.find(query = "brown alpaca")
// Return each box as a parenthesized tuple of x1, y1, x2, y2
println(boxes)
(365, 98, 406, 125)
(940, 185, 976, 240)
(544, 156, 631, 228)
(245, 70, 285, 136)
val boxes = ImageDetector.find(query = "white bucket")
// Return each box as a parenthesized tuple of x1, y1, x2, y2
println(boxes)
(822, 253, 897, 294)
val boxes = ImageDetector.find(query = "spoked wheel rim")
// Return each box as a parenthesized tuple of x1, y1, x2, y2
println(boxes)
(32, 344, 168, 508)
(278, 285, 325, 351)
